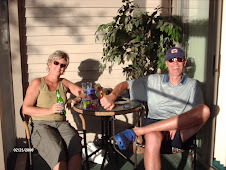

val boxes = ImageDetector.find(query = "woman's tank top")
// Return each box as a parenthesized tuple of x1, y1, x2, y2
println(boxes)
(31, 77, 68, 121)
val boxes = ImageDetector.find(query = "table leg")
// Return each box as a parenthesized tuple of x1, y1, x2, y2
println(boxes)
(100, 116, 121, 169)
(79, 114, 90, 170)
(101, 116, 111, 169)
(83, 129, 90, 170)
(82, 108, 142, 169)
(100, 140, 109, 169)
(112, 115, 135, 166)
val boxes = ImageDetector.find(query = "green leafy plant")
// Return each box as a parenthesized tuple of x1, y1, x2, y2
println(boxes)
(95, 0, 182, 79)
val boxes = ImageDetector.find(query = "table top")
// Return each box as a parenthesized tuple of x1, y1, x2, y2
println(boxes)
(73, 98, 142, 116)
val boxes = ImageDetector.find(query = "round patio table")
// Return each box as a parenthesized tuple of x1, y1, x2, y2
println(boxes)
(73, 98, 143, 170)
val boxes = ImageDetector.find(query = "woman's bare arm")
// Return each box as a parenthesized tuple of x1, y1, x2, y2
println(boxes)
(22, 78, 63, 116)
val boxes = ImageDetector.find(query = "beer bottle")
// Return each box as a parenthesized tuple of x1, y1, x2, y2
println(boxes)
(56, 89, 66, 115)
(94, 84, 106, 99)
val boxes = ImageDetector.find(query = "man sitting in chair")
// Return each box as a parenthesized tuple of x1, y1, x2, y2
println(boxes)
(100, 47, 210, 170)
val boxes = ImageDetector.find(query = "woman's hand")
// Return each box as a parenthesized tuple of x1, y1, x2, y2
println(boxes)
(70, 97, 82, 108)
(50, 103, 64, 113)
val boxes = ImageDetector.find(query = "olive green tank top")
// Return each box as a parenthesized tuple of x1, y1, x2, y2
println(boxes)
(31, 77, 68, 121)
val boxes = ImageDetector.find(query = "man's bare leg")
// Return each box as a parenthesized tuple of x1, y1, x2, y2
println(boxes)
(144, 131, 164, 170)
(135, 104, 210, 170)
(133, 104, 210, 141)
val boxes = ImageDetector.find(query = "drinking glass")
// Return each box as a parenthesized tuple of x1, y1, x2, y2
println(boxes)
(86, 82, 92, 89)
(82, 82, 87, 94)
(82, 82, 92, 94)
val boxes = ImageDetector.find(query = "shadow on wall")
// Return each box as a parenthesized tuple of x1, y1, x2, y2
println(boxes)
(75, 59, 102, 87)
(70, 59, 102, 135)
(184, 57, 196, 78)
(71, 59, 134, 144)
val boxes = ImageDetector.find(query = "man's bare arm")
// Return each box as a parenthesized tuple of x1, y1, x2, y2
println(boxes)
(100, 81, 129, 110)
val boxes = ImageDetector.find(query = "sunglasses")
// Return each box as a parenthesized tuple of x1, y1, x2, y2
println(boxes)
(168, 57, 184, 63)
(53, 61, 67, 68)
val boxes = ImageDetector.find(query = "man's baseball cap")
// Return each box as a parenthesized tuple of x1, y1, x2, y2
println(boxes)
(166, 47, 185, 61)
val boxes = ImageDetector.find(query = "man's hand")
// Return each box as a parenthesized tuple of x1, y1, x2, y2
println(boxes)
(100, 93, 116, 110)
(133, 126, 143, 137)
(162, 130, 177, 141)
(169, 130, 177, 140)
(100, 81, 129, 110)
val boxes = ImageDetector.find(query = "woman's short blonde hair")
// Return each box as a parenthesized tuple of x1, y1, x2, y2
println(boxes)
(47, 50, 69, 71)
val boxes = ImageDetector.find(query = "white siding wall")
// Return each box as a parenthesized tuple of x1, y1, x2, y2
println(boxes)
(23, 0, 172, 141)
(24, 0, 171, 87)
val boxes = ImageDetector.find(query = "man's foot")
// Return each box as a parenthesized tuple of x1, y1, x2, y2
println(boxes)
(114, 129, 136, 150)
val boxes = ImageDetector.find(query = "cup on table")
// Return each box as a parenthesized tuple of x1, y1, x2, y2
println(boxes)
(87, 88, 96, 99)
(81, 98, 91, 109)
(82, 82, 92, 94)
(91, 98, 99, 110)
(86, 82, 92, 89)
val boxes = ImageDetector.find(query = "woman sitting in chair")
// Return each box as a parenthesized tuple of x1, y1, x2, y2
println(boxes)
(23, 50, 85, 170)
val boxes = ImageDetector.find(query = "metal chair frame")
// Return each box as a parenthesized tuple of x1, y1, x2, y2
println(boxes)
(20, 106, 33, 170)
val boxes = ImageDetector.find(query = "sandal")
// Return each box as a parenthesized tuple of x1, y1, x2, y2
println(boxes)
(114, 129, 136, 150)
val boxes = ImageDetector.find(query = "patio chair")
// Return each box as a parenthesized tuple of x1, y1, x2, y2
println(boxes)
(133, 102, 197, 170)
(19, 105, 89, 170)
(19, 106, 33, 170)
(20, 106, 51, 170)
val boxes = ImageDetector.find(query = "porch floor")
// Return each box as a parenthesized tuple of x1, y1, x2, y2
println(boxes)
(32, 149, 207, 170)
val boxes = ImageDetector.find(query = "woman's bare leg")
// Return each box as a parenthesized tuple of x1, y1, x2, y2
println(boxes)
(53, 160, 67, 170)
(68, 153, 82, 170)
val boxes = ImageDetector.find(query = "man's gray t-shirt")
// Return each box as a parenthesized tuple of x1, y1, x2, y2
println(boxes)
(127, 74, 204, 119)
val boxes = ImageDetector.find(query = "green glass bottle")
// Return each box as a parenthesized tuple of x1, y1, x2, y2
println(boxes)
(56, 89, 66, 115)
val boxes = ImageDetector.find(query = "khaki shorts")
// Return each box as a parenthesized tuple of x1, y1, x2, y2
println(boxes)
(30, 120, 82, 169)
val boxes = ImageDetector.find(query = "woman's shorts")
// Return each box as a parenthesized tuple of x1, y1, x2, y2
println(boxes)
(30, 120, 82, 169)
(143, 118, 195, 153)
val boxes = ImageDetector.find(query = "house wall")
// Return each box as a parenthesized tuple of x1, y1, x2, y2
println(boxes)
(20, 0, 173, 141)
(22, 0, 172, 88)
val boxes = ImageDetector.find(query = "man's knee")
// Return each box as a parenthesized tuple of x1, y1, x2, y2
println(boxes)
(145, 131, 163, 147)
(197, 104, 210, 121)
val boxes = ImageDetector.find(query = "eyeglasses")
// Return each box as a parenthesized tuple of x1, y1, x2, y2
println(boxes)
(168, 57, 184, 63)
(53, 61, 67, 68)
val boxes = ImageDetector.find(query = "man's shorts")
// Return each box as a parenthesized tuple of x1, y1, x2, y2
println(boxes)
(30, 120, 82, 169)
(143, 118, 195, 153)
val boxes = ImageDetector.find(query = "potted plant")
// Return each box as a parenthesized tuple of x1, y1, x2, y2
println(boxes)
(95, 0, 182, 80)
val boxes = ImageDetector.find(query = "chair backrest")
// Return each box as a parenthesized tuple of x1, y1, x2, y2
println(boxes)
(20, 106, 31, 140)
